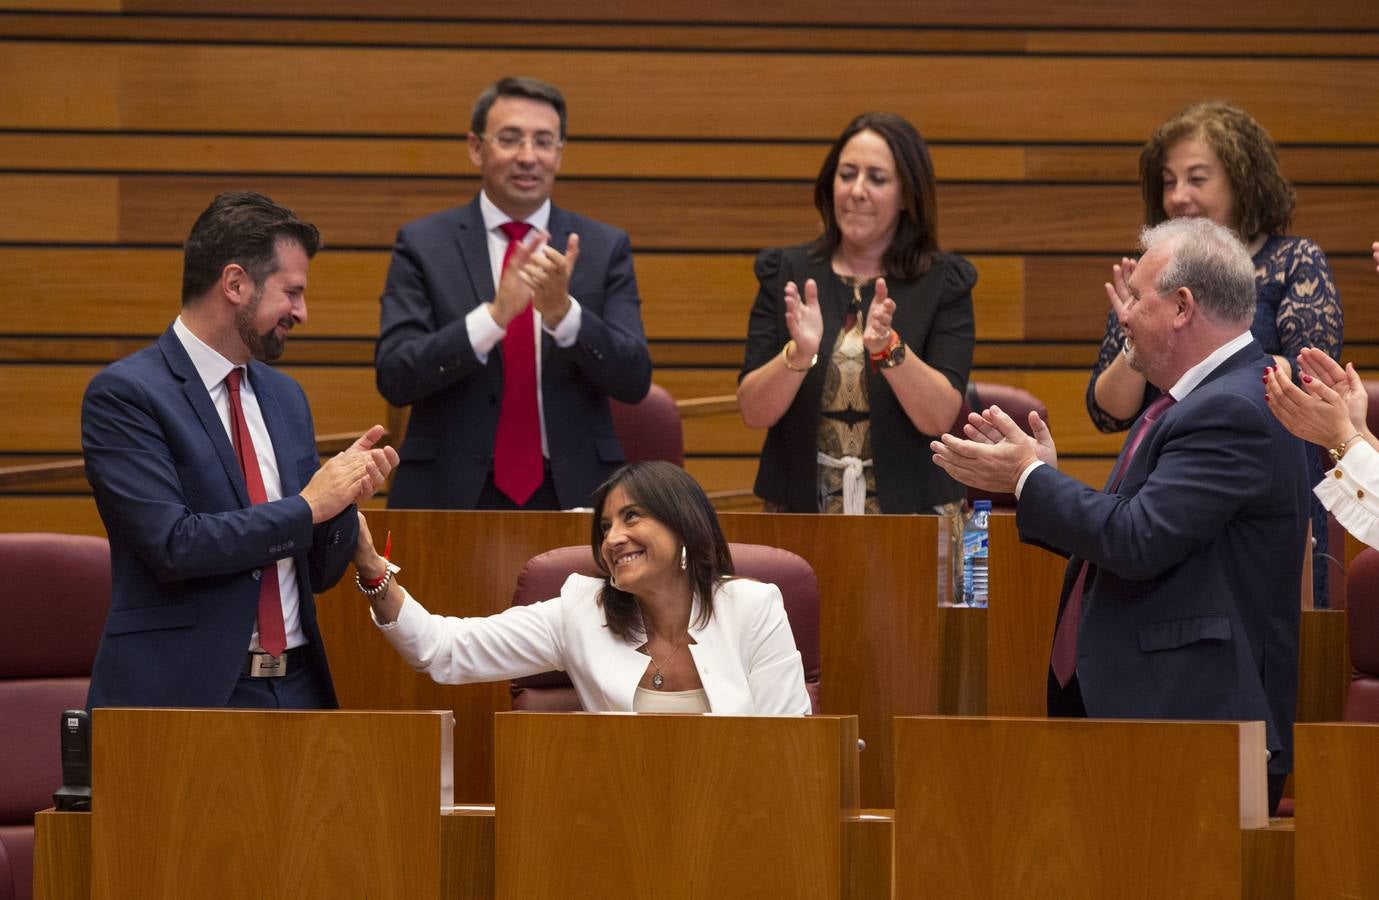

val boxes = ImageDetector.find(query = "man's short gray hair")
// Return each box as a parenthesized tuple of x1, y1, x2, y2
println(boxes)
(1139, 217, 1256, 326)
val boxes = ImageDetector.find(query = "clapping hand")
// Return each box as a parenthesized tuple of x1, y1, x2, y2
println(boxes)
(783, 278, 824, 365)
(862, 278, 898, 356)
(930, 405, 1056, 493)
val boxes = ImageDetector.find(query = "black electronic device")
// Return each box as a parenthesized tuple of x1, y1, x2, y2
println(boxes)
(53, 708, 92, 811)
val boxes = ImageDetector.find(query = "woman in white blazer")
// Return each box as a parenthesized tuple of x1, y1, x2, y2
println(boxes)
(353, 461, 811, 715)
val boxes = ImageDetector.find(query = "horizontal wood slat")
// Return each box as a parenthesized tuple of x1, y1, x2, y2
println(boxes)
(3, 14, 1379, 56)
(6, 173, 1379, 255)
(4, 42, 1379, 143)
(6, 135, 1379, 186)
(0, 364, 387, 453)
(5, 249, 1376, 354)
(108, 0, 1379, 31)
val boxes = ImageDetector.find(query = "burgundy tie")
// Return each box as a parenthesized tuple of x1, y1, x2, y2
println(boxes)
(1050, 392, 1176, 687)
(492, 220, 543, 505)
(225, 368, 287, 657)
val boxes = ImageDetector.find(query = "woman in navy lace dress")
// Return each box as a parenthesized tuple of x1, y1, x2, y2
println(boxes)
(1086, 101, 1343, 602)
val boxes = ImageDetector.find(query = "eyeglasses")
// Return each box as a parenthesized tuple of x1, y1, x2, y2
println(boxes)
(480, 132, 564, 155)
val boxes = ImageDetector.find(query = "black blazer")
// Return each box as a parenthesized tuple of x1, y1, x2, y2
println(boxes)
(377, 197, 652, 510)
(740, 243, 976, 513)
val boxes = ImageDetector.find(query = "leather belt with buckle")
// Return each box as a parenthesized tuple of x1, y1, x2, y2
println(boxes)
(242, 646, 306, 678)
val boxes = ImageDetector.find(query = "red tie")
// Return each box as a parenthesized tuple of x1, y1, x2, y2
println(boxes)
(225, 368, 287, 657)
(1050, 392, 1176, 687)
(493, 220, 543, 505)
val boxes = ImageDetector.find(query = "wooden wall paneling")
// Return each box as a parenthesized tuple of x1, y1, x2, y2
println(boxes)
(7, 130, 1379, 188)
(0, 173, 1324, 254)
(8, 246, 1372, 349)
(969, 367, 1127, 456)
(0, 133, 1014, 182)
(683, 457, 760, 497)
(0, 247, 1027, 344)
(115, 0, 1379, 30)
(0, 42, 117, 128)
(0, 175, 119, 243)
(0, 364, 386, 453)
(6, 43, 1379, 144)
(7, 13, 1379, 57)
(0, 497, 104, 535)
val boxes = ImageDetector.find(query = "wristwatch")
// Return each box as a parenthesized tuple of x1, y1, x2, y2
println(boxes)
(869, 330, 906, 370)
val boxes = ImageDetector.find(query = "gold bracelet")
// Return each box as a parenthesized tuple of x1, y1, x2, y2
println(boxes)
(1330, 432, 1365, 463)
(781, 339, 818, 372)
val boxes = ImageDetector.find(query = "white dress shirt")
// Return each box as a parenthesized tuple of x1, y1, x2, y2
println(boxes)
(172, 317, 306, 651)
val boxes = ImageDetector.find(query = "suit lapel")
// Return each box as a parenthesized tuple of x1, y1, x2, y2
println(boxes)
(158, 327, 251, 508)
(456, 198, 495, 308)
(248, 362, 300, 495)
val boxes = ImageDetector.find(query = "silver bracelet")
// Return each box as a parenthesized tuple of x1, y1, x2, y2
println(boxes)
(355, 568, 394, 600)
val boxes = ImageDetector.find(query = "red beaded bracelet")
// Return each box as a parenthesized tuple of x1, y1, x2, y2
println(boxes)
(360, 530, 392, 588)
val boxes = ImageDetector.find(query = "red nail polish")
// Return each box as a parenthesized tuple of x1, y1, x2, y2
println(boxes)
(1303, 374, 1313, 383)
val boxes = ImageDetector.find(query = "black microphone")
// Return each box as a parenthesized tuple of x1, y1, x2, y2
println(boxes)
(53, 709, 92, 812)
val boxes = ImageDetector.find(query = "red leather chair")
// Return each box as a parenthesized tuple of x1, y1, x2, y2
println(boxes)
(1343, 547, 1379, 723)
(610, 383, 684, 467)
(0, 534, 109, 900)
(949, 381, 1050, 508)
(509, 543, 821, 713)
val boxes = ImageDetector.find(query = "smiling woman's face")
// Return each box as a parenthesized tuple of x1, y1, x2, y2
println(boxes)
(599, 484, 681, 595)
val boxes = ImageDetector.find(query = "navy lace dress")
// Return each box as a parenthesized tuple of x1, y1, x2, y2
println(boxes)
(1086, 234, 1344, 603)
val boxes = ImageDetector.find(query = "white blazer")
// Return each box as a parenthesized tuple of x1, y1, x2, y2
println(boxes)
(375, 573, 811, 715)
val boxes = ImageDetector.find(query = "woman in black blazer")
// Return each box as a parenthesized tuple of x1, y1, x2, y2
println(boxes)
(737, 112, 976, 514)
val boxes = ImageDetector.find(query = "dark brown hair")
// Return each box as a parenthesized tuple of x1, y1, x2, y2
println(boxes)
(811, 112, 940, 280)
(181, 191, 320, 305)
(1139, 101, 1295, 239)
(471, 76, 567, 140)
(588, 461, 733, 641)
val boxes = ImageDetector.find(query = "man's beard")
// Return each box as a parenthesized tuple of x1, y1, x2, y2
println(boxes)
(235, 286, 289, 362)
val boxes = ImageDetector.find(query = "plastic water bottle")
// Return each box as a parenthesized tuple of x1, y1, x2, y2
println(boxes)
(961, 500, 991, 607)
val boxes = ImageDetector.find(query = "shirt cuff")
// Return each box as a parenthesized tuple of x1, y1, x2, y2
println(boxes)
(543, 296, 581, 347)
(1314, 441, 1379, 550)
(466, 304, 505, 362)
(1014, 460, 1045, 499)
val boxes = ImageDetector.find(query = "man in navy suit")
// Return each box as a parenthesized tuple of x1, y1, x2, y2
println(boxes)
(932, 217, 1308, 814)
(83, 191, 398, 710)
(377, 76, 652, 511)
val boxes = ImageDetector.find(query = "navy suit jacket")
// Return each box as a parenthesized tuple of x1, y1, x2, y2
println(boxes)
(377, 197, 652, 510)
(82, 326, 356, 708)
(1016, 341, 1308, 774)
